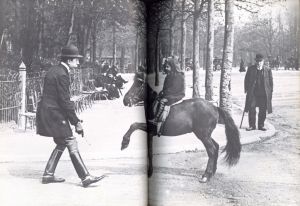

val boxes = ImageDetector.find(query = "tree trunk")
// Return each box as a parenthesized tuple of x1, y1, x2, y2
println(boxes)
(83, 25, 91, 61)
(205, 0, 214, 101)
(155, 28, 160, 86)
(13, 0, 22, 55)
(0, 0, 4, 37)
(37, 0, 45, 57)
(120, 46, 125, 73)
(180, 0, 187, 71)
(91, 21, 97, 63)
(22, 0, 36, 68)
(220, 0, 235, 113)
(169, 0, 175, 56)
(135, 31, 139, 71)
(112, 22, 116, 66)
(193, 0, 201, 98)
(67, 2, 76, 45)
(98, 44, 103, 62)
(147, 29, 156, 74)
(297, 2, 300, 70)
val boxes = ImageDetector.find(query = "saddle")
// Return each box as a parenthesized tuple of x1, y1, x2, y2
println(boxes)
(153, 99, 183, 136)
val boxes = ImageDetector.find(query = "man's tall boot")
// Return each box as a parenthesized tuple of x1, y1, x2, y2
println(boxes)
(70, 151, 104, 187)
(42, 148, 65, 184)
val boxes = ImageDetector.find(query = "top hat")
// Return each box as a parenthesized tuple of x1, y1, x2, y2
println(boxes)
(59, 44, 83, 58)
(255, 53, 264, 61)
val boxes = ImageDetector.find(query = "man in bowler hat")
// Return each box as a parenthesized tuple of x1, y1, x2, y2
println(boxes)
(244, 53, 273, 131)
(36, 44, 104, 187)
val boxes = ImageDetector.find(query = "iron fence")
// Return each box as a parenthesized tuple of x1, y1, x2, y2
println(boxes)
(26, 71, 46, 112)
(0, 71, 21, 123)
(0, 68, 83, 124)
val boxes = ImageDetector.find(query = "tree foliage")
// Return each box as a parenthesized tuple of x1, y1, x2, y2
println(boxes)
(0, 0, 142, 72)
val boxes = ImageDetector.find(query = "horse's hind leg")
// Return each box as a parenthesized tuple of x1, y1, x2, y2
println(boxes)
(194, 129, 219, 183)
(148, 134, 154, 177)
(121, 122, 147, 150)
(211, 138, 219, 175)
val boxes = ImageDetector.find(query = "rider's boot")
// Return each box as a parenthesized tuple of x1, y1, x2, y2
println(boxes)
(148, 101, 165, 124)
(154, 103, 166, 136)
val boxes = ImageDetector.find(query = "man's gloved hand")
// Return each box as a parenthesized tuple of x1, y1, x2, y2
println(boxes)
(75, 121, 84, 137)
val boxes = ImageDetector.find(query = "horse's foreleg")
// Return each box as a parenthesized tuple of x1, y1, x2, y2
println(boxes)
(148, 134, 153, 177)
(121, 122, 147, 150)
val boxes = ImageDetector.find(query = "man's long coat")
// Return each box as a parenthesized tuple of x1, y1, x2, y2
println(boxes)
(244, 64, 273, 114)
(36, 64, 80, 138)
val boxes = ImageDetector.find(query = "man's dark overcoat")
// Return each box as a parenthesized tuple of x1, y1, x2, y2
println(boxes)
(36, 64, 80, 138)
(244, 64, 273, 114)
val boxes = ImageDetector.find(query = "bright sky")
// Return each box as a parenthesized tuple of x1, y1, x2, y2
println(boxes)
(234, 0, 299, 25)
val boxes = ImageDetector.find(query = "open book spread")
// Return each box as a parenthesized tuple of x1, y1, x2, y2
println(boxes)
(0, 0, 299, 206)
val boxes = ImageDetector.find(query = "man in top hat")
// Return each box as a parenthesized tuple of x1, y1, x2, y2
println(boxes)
(36, 44, 104, 187)
(244, 53, 273, 131)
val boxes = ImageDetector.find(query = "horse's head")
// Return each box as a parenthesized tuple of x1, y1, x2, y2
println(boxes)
(123, 72, 146, 107)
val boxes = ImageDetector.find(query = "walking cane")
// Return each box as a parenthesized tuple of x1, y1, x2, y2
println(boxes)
(240, 108, 245, 129)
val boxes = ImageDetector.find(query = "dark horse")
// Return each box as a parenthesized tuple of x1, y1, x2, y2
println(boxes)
(121, 72, 241, 183)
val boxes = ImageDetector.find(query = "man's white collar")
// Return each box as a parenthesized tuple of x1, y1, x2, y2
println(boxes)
(61, 62, 70, 73)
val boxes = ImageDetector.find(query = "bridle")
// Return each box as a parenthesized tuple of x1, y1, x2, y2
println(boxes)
(127, 74, 145, 106)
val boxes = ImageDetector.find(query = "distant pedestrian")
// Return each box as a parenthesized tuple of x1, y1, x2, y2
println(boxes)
(239, 59, 246, 72)
(36, 44, 104, 187)
(244, 53, 273, 131)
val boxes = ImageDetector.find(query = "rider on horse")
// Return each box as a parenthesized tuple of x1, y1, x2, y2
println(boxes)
(149, 56, 185, 136)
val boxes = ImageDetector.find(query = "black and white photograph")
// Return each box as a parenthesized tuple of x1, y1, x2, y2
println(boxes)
(0, 0, 299, 205)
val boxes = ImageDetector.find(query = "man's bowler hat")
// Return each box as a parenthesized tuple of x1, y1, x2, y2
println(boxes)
(59, 44, 83, 58)
(255, 53, 264, 61)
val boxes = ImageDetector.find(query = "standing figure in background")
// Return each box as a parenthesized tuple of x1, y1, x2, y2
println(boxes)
(244, 53, 273, 131)
(239, 59, 246, 72)
(101, 61, 110, 73)
(36, 44, 104, 187)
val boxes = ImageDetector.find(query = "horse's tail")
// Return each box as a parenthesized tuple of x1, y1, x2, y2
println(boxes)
(218, 107, 241, 166)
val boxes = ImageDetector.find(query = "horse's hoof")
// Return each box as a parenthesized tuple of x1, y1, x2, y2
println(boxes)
(198, 175, 210, 183)
(121, 144, 127, 150)
(121, 139, 129, 150)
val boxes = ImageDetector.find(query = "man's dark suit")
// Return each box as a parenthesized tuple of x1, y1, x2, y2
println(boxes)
(36, 64, 79, 138)
(36, 61, 103, 187)
(244, 64, 273, 129)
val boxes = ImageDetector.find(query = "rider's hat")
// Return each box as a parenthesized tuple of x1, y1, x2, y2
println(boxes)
(59, 44, 83, 58)
(166, 56, 182, 72)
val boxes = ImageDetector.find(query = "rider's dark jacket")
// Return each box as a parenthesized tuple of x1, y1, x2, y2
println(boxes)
(160, 72, 185, 105)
